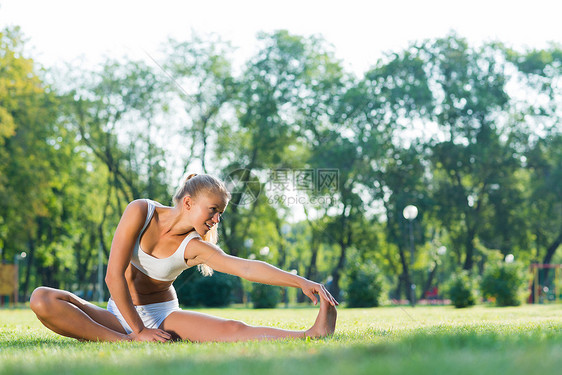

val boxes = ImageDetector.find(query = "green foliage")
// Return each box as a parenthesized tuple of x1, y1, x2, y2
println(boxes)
(345, 261, 383, 308)
(480, 260, 527, 306)
(0, 26, 66, 290)
(1, 24, 561, 306)
(250, 283, 281, 309)
(194, 272, 238, 307)
(446, 271, 477, 308)
(175, 269, 238, 307)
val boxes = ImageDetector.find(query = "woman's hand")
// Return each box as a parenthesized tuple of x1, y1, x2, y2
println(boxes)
(299, 279, 339, 307)
(128, 327, 172, 342)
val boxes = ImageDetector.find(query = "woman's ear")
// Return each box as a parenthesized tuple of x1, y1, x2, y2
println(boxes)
(183, 195, 192, 210)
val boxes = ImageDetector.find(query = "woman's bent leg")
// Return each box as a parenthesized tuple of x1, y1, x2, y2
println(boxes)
(161, 297, 337, 342)
(30, 286, 129, 342)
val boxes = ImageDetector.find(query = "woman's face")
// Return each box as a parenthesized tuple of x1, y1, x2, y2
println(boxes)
(188, 192, 228, 235)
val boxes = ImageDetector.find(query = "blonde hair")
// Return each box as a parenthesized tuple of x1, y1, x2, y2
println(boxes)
(174, 173, 231, 276)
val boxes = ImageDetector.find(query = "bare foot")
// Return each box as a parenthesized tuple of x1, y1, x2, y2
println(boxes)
(305, 297, 337, 338)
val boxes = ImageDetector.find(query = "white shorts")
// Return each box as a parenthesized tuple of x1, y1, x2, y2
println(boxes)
(107, 298, 181, 334)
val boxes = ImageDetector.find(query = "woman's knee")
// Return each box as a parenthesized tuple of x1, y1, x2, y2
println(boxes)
(30, 287, 59, 316)
(222, 319, 248, 335)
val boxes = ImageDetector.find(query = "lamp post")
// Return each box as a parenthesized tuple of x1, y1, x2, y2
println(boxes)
(97, 243, 104, 303)
(437, 246, 447, 299)
(259, 246, 270, 257)
(280, 224, 291, 307)
(15, 252, 27, 305)
(244, 239, 254, 305)
(403, 205, 418, 307)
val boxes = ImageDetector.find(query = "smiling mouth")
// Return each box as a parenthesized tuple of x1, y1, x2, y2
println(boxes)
(205, 223, 214, 230)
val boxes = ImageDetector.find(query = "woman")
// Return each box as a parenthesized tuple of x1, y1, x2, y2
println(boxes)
(30, 174, 338, 342)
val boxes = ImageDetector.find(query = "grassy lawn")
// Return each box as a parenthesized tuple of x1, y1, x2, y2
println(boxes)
(1, 304, 562, 375)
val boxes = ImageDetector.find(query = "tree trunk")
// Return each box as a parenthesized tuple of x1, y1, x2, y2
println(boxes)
(542, 231, 562, 265)
(21, 239, 35, 301)
(299, 239, 319, 303)
(305, 246, 319, 284)
(462, 227, 477, 271)
(328, 207, 351, 301)
(328, 231, 348, 301)
(541, 231, 562, 281)
(397, 244, 412, 301)
(99, 224, 110, 259)
(421, 264, 438, 300)
(328, 243, 346, 302)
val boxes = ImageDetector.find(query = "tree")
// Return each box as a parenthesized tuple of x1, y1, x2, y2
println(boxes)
(216, 30, 341, 258)
(0, 26, 61, 296)
(59, 58, 170, 258)
(505, 46, 562, 269)
(163, 34, 238, 174)
(348, 45, 433, 300)
(423, 35, 518, 271)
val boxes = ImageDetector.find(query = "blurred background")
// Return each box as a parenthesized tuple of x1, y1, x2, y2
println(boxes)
(0, 0, 560, 309)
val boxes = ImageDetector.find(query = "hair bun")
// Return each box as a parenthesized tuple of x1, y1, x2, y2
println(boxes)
(185, 173, 198, 182)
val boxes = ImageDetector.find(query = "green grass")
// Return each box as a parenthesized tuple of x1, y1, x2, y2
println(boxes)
(2, 304, 562, 374)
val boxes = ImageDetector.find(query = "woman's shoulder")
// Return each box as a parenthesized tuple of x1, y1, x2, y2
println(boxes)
(121, 199, 171, 226)
(127, 199, 167, 209)
(144, 199, 170, 208)
(125, 199, 170, 222)
(126, 199, 150, 211)
(120, 199, 144, 217)
(113, 200, 151, 234)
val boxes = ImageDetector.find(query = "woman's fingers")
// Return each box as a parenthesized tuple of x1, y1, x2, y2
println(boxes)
(157, 329, 172, 342)
(301, 281, 339, 306)
(318, 285, 338, 306)
(305, 290, 318, 305)
(160, 329, 172, 338)
(135, 328, 172, 342)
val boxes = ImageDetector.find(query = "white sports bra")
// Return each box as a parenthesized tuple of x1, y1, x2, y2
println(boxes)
(130, 199, 200, 282)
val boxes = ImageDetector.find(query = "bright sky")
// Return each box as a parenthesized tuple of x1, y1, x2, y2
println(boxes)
(1, 0, 561, 76)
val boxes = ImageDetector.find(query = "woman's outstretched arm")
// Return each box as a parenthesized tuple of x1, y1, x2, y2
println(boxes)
(185, 240, 338, 306)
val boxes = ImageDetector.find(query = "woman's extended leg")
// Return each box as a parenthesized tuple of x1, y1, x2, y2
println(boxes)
(161, 296, 337, 342)
(30, 287, 129, 342)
